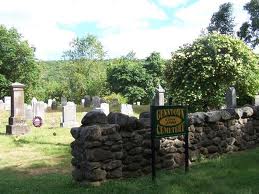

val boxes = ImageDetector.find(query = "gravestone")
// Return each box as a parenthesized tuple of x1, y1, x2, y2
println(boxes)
(153, 84, 165, 106)
(253, 95, 259, 106)
(4, 96, 11, 111)
(31, 97, 37, 117)
(51, 99, 57, 110)
(0, 100, 4, 111)
(225, 87, 236, 108)
(84, 95, 91, 107)
(137, 101, 140, 106)
(121, 104, 134, 116)
(47, 99, 53, 107)
(35, 101, 45, 120)
(92, 96, 101, 108)
(61, 97, 67, 106)
(44, 103, 48, 110)
(6, 83, 29, 135)
(100, 103, 109, 115)
(25, 104, 33, 120)
(81, 99, 85, 106)
(60, 102, 79, 128)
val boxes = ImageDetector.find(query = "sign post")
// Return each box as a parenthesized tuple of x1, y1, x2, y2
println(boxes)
(150, 105, 188, 181)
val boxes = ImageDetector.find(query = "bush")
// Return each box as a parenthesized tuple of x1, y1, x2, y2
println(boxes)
(165, 33, 259, 111)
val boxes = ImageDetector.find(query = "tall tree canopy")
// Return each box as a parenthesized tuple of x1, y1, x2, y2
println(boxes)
(165, 33, 259, 111)
(107, 57, 155, 104)
(62, 34, 107, 102)
(0, 25, 39, 101)
(207, 2, 235, 35)
(238, 0, 259, 48)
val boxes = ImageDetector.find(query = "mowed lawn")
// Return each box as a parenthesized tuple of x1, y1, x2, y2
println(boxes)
(0, 108, 259, 194)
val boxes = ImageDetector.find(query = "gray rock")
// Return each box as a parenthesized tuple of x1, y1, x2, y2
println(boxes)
(85, 168, 107, 181)
(189, 112, 206, 124)
(72, 168, 84, 181)
(107, 112, 130, 129)
(81, 111, 107, 126)
(107, 167, 122, 179)
(103, 160, 122, 170)
(139, 112, 150, 119)
(71, 127, 81, 139)
(84, 95, 91, 107)
(139, 118, 150, 128)
(207, 145, 218, 153)
(80, 125, 102, 141)
(205, 111, 222, 122)
(241, 106, 254, 117)
(235, 108, 243, 119)
(86, 148, 113, 161)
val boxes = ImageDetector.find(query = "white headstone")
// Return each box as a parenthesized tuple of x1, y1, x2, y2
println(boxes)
(31, 97, 37, 117)
(44, 103, 48, 110)
(137, 101, 140, 106)
(33, 101, 45, 120)
(47, 99, 52, 107)
(254, 95, 259, 106)
(60, 101, 79, 128)
(100, 103, 109, 115)
(81, 99, 85, 106)
(4, 96, 11, 111)
(121, 104, 134, 116)
(0, 100, 4, 111)
(25, 104, 33, 120)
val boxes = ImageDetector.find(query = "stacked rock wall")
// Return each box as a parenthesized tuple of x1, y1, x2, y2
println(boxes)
(71, 106, 259, 184)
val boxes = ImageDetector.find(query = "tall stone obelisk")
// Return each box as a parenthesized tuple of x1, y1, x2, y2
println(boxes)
(6, 83, 30, 135)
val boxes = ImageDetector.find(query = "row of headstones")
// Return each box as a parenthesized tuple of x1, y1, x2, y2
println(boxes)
(0, 96, 134, 128)
(81, 95, 141, 107)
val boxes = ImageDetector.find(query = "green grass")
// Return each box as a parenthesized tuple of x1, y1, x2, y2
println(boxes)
(0, 110, 259, 194)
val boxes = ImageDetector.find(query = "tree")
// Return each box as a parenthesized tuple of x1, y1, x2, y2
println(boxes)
(207, 2, 235, 35)
(63, 34, 105, 60)
(62, 34, 107, 102)
(165, 33, 259, 111)
(0, 25, 39, 101)
(143, 52, 165, 87)
(107, 59, 155, 104)
(144, 52, 164, 77)
(238, 0, 259, 48)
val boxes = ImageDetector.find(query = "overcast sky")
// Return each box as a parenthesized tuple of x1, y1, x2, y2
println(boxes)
(0, 0, 255, 60)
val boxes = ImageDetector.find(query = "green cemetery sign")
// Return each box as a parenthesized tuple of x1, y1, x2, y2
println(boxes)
(151, 106, 188, 137)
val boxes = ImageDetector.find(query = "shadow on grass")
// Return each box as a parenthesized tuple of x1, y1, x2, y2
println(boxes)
(0, 147, 259, 194)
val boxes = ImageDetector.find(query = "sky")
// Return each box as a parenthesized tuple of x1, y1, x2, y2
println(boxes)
(0, 0, 256, 60)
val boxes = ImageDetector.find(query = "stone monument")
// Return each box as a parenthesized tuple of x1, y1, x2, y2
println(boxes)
(60, 102, 79, 128)
(153, 84, 165, 106)
(225, 87, 236, 108)
(6, 83, 29, 135)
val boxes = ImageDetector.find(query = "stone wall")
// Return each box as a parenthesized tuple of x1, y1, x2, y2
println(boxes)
(71, 106, 259, 185)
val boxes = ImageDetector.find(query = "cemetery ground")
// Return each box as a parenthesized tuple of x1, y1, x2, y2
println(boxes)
(0, 107, 259, 194)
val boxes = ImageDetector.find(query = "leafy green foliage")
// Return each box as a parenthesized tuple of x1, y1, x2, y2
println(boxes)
(165, 33, 259, 111)
(107, 59, 155, 104)
(103, 93, 128, 104)
(207, 2, 235, 35)
(62, 34, 107, 103)
(144, 52, 164, 82)
(63, 34, 106, 60)
(0, 25, 39, 101)
(238, 0, 259, 48)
